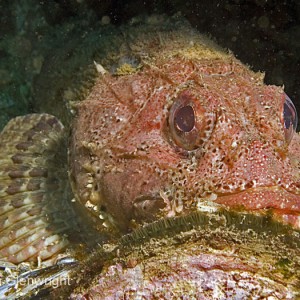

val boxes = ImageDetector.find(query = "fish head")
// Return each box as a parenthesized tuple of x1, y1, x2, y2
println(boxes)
(70, 39, 300, 233)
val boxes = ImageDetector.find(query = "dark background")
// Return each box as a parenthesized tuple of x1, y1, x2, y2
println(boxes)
(1, 0, 300, 127)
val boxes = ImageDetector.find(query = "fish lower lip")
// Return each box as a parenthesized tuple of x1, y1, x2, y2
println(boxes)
(216, 186, 300, 212)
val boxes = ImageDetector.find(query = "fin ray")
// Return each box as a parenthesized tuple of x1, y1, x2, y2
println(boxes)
(0, 114, 75, 264)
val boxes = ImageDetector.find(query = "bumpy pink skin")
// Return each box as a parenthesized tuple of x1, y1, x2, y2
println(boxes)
(70, 40, 300, 232)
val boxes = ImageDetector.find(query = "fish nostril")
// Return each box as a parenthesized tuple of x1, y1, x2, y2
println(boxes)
(244, 181, 254, 189)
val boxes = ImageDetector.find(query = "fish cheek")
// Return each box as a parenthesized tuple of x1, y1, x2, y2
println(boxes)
(100, 171, 135, 231)
(101, 160, 167, 231)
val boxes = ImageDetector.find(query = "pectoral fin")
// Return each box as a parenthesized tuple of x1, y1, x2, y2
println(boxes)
(0, 114, 73, 264)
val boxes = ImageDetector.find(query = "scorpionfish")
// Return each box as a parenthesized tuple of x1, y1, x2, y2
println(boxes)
(0, 16, 299, 266)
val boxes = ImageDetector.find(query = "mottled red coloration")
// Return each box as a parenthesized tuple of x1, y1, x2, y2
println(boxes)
(70, 26, 300, 234)
(0, 18, 299, 298)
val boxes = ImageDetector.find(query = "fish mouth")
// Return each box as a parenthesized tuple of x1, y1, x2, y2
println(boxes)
(215, 186, 300, 211)
(131, 186, 300, 230)
(214, 186, 300, 229)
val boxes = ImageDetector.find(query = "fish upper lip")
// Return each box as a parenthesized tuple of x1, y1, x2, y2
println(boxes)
(134, 185, 300, 204)
(216, 185, 300, 197)
(133, 186, 300, 216)
(214, 185, 300, 213)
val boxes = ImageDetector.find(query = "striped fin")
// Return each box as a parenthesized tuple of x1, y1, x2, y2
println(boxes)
(0, 114, 75, 264)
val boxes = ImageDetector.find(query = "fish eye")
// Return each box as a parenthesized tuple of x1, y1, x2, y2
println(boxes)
(283, 94, 298, 144)
(168, 92, 215, 151)
(174, 105, 195, 132)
